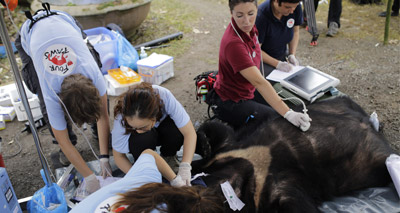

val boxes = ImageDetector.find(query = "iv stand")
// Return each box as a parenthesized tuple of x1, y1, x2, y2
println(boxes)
(0, 7, 53, 187)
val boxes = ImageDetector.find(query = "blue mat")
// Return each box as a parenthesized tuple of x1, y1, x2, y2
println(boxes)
(0, 42, 17, 59)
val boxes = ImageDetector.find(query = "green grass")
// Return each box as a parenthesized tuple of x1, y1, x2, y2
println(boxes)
(316, 0, 400, 42)
(129, 0, 200, 57)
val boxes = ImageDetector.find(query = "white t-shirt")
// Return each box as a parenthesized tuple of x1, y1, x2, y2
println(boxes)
(20, 11, 106, 130)
(112, 85, 190, 153)
(70, 154, 161, 212)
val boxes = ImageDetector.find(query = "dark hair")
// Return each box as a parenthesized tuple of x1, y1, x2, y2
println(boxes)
(274, 0, 301, 6)
(114, 82, 163, 134)
(59, 74, 101, 126)
(112, 183, 225, 213)
(229, 0, 258, 11)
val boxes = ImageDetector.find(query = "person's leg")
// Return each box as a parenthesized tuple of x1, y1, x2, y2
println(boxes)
(327, 0, 342, 28)
(157, 116, 184, 157)
(214, 93, 279, 129)
(393, 0, 400, 14)
(128, 128, 158, 161)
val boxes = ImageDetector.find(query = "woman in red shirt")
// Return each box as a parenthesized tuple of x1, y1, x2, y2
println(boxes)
(213, 0, 311, 130)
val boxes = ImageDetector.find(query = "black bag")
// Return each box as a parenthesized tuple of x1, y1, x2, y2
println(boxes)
(194, 71, 218, 104)
(194, 71, 218, 119)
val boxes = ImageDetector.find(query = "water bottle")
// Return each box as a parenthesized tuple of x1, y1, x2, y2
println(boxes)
(140, 46, 148, 59)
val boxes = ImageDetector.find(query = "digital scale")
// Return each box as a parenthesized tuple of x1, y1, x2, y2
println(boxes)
(280, 66, 340, 103)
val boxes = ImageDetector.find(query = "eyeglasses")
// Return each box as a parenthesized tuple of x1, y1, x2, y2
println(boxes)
(126, 119, 156, 133)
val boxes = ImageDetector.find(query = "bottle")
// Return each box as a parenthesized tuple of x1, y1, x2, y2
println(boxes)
(140, 46, 148, 59)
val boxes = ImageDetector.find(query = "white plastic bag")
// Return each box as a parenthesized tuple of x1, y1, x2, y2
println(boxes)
(386, 154, 400, 198)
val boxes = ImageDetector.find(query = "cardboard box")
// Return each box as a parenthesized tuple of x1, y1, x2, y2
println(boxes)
(137, 53, 174, 85)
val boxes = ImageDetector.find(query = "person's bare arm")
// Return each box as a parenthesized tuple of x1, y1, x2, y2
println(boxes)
(288, 26, 300, 55)
(97, 94, 110, 156)
(178, 121, 197, 164)
(53, 128, 94, 177)
(142, 149, 176, 181)
(112, 149, 132, 174)
(240, 66, 290, 116)
(260, 46, 280, 68)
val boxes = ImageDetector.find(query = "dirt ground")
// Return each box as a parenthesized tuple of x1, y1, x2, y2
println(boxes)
(0, 0, 399, 204)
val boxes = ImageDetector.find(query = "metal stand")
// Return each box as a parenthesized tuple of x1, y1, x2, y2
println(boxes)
(0, 8, 53, 187)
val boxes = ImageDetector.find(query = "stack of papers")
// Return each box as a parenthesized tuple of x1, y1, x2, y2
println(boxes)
(266, 66, 304, 82)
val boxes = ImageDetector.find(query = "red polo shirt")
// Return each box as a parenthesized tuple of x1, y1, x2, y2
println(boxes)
(214, 18, 261, 103)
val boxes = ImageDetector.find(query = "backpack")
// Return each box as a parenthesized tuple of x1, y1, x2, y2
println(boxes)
(194, 71, 218, 104)
(15, 3, 102, 94)
(194, 71, 218, 119)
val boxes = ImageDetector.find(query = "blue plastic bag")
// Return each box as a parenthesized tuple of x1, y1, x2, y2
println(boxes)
(27, 170, 67, 213)
(114, 31, 139, 71)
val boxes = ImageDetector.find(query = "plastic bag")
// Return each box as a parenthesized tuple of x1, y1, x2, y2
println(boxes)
(114, 31, 139, 71)
(27, 170, 67, 213)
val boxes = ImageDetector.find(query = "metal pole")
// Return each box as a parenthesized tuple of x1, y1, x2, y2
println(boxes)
(0, 8, 52, 187)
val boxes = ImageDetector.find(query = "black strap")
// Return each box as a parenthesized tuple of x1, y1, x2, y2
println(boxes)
(26, 2, 58, 32)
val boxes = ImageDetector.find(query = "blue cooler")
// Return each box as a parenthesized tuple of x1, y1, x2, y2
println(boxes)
(0, 167, 22, 213)
(84, 27, 118, 74)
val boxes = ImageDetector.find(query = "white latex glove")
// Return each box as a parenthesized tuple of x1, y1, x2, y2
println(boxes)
(100, 158, 112, 179)
(276, 61, 293, 72)
(84, 173, 100, 194)
(284, 109, 312, 131)
(287, 54, 299, 66)
(177, 162, 192, 186)
(170, 175, 186, 187)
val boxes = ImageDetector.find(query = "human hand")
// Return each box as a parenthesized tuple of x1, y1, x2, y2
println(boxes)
(177, 162, 192, 186)
(170, 175, 185, 187)
(100, 157, 112, 179)
(284, 109, 312, 131)
(84, 173, 100, 194)
(287, 54, 299, 66)
(276, 61, 293, 72)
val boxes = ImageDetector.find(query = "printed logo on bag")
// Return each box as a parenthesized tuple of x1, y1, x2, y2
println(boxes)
(43, 44, 76, 76)
(287, 18, 295, 28)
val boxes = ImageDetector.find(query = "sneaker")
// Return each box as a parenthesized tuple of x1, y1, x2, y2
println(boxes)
(59, 150, 71, 166)
(379, 11, 399, 17)
(163, 155, 179, 173)
(326, 22, 339, 37)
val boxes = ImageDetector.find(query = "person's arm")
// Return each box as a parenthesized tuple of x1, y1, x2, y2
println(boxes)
(240, 66, 290, 116)
(97, 94, 110, 156)
(142, 149, 176, 181)
(178, 121, 197, 164)
(261, 48, 281, 68)
(53, 128, 94, 177)
(113, 149, 132, 174)
(288, 26, 300, 55)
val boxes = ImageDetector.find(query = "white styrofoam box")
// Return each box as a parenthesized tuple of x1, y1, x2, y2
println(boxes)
(104, 74, 143, 96)
(0, 106, 16, 122)
(9, 87, 42, 121)
(0, 83, 14, 106)
(137, 53, 174, 85)
(0, 115, 5, 130)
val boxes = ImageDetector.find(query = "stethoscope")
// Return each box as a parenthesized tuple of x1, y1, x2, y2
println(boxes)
(230, 21, 265, 77)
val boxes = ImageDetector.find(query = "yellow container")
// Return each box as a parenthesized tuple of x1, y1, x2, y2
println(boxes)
(107, 67, 141, 85)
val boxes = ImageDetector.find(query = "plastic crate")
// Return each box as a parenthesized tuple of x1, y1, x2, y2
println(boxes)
(9, 87, 42, 121)
(104, 74, 143, 96)
(137, 53, 174, 85)
(84, 27, 118, 74)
